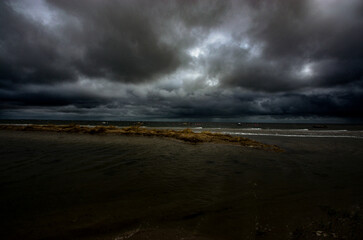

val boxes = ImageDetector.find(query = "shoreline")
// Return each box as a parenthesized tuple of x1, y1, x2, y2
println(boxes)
(0, 124, 283, 152)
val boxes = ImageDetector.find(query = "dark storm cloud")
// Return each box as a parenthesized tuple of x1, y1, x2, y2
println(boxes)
(0, 0, 230, 85)
(248, 0, 363, 60)
(0, 0, 179, 86)
(209, 0, 363, 91)
(45, 0, 181, 82)
(0, 1, 75, 86)
(149, 86, 363, 119)
(0, 90, 105, 108)
(1, 0, 363, 121)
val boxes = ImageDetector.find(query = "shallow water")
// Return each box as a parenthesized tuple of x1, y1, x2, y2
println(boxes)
(1, 130, 363, 239)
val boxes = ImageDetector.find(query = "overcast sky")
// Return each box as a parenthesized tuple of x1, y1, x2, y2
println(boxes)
(1, 0, 363, 122)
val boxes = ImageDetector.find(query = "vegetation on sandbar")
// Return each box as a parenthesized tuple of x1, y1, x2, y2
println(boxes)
(0, 124, 283, 152)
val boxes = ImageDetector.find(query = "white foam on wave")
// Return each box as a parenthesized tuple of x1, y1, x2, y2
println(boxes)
(279, 128, 309, 131)
(81, 124, 96, 128)
(221, 131, 363, 139)
(240, 128, 310, 131)
(313, 129, 348, 132)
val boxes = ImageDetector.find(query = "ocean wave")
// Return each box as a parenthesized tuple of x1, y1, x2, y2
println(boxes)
(221, 132, 363, 139)
(312, 129, 348, 132)
(264, 128, 309, 131)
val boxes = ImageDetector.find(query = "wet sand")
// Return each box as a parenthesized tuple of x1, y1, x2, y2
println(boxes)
(1, 130, 363, 239)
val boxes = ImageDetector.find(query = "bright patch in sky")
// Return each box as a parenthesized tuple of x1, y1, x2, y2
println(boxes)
(300, 64, 314, 78)
(10, 0, 58, 26)
(206, 78, 219, 87)
(189, 47, 203, 58)
(206, 32, 229, 45)
(240, 40, 250, 50)
(188, 32, 230, 59)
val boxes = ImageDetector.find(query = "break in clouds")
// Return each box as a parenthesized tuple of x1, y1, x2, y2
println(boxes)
(1, 0, 363, 122)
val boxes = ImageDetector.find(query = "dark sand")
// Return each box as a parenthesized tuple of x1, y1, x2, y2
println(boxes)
(1, 130, 363, 239)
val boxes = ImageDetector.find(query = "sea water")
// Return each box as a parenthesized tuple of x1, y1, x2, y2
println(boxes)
(0, 121, 363, 239)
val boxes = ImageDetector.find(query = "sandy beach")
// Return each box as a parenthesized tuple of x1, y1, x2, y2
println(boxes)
(1, 130, 363, 239)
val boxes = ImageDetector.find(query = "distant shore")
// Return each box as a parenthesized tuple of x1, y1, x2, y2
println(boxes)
(0, 124, 283, 152)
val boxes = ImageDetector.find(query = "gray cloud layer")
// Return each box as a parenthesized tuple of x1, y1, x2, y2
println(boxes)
(1, 0, 363, 121)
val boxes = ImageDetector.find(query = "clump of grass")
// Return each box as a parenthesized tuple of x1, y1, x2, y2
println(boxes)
(0, 124, 283, 152)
